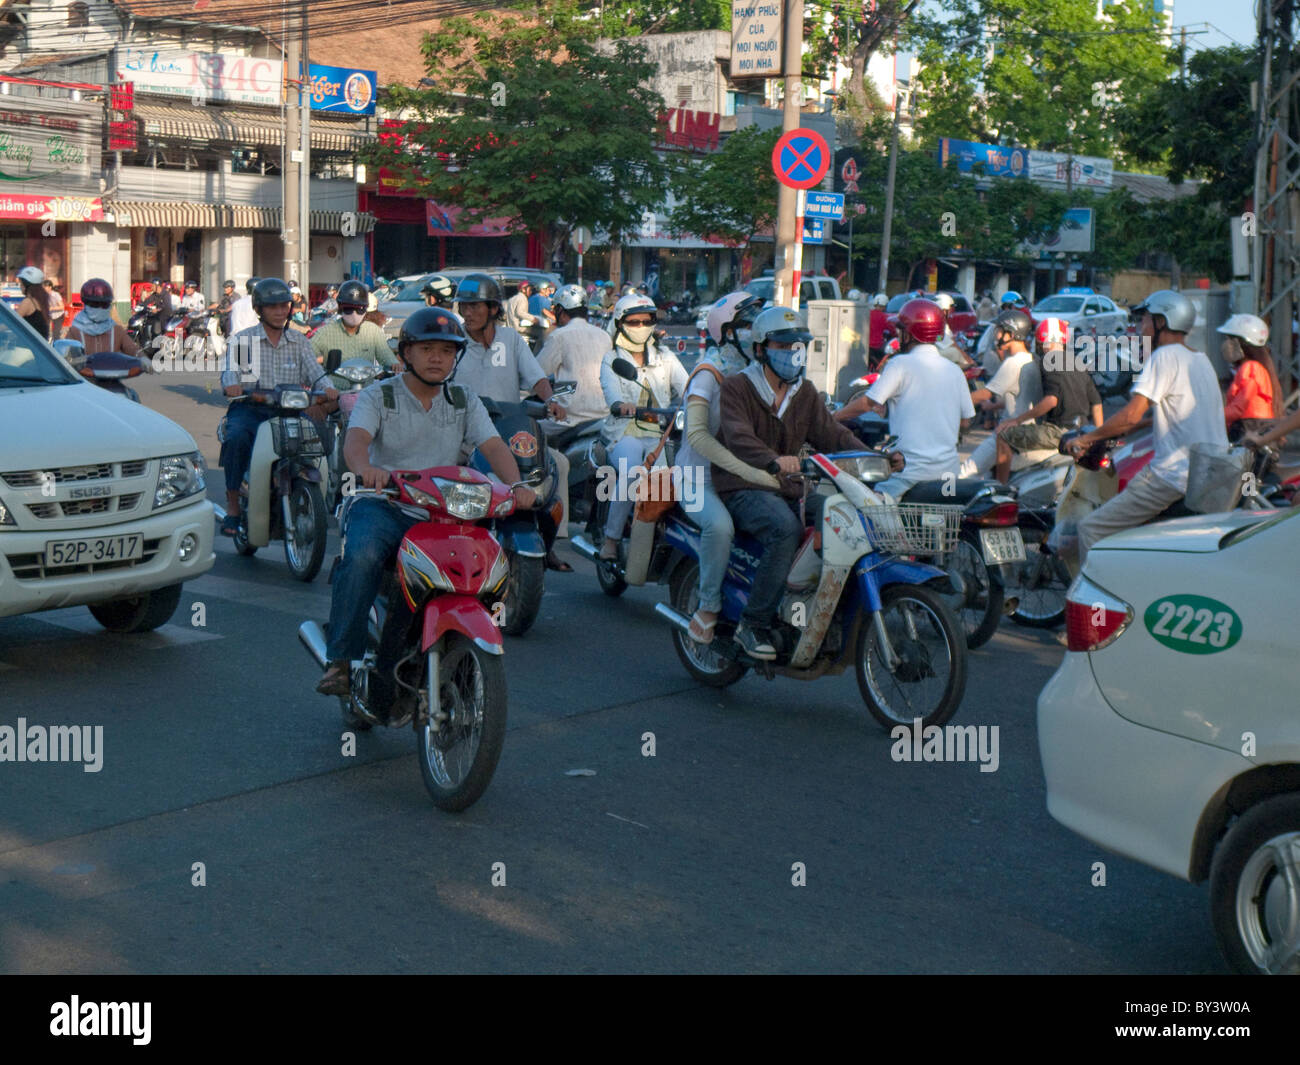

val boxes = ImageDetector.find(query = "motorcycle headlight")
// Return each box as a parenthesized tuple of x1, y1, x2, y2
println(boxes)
(834, 453, 892, 484)
(431, 477, 492, 521)
(279, 388, 311, 410)
(337, 363, 374, 383)
(154, 452, 206, 508)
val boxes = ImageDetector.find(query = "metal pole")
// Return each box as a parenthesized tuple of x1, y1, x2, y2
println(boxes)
(774, 0, 804, 308)
(791, 188, 806, 311)
(282, 1, 300, 286)
(299, 1, 311, 297)
(877, 89, 901, 294)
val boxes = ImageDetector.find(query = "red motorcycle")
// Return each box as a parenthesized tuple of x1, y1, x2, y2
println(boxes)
(298, 466, 516, 811)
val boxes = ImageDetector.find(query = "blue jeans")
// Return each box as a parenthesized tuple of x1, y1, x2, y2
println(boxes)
(722, 489, 803, 629)
(326, 497, 422, 662)
(693, 483, 734, 614)
(219, 401, 275, 494)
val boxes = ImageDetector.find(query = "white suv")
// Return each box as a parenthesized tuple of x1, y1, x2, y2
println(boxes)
(0, 306, 215, 631)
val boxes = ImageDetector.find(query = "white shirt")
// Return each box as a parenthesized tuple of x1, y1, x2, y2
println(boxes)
(229, 294, 258, 335)
(866, 344, 976, 480)
(455, 324, 546, 403)
(986, 348, 1043, 420)
(1132, 341, 1228, 492)
(599, 340, 688, 441)
(537, 317, 612, 424)
(181, 291, 205, 312)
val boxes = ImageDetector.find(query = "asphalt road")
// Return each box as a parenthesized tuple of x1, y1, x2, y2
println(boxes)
(0, 369, 1225, 974)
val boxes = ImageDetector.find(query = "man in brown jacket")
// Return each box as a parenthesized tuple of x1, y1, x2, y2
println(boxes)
(716, 306, 896, 660)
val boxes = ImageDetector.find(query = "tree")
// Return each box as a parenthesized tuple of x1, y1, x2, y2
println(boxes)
(363, 3, 667, 265)
(668, 125, 781, 254)
(903, 0, 1173, 167)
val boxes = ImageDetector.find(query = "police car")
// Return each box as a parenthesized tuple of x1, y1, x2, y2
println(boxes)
(1037, 505, 1300, 974)
(1030, 287, 1128, 337)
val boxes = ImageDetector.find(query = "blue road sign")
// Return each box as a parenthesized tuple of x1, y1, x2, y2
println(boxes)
(802, 218, 827, 244)
(805, 191, 845, 220)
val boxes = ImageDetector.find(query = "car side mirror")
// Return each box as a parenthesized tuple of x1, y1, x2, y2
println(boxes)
(53, 339, 85, 366)
(325, 348, 342, 373)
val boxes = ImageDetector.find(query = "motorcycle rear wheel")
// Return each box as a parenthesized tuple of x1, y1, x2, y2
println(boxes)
(1009, 552, 1071, 629)
(417, 634, 507, 812)
(284, 480, 327, 582)
(668, 560, 746, 688)
(499, 552, 544, 636)
(945, 532, 1003, 648)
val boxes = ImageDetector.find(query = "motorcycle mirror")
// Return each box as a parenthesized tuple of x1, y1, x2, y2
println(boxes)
(325, 348, 342, 373)
(611, 357, 638, 382)
(387, 337, 399, 354)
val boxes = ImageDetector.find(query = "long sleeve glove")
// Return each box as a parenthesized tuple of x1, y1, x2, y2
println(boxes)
(686, 397, 779, 488)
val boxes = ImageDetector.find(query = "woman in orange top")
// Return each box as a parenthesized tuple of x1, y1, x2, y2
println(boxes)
(1217, 314, 1282, 442)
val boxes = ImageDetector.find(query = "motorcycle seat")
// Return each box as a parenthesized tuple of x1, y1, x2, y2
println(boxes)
(548, 418, 603, 450)
(902, 478, 1001, 506)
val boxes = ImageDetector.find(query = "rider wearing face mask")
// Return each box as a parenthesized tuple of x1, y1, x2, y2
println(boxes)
(310, 280, 398, 380)
(63, 278, 144, 362)
(598, 293, 689, 560)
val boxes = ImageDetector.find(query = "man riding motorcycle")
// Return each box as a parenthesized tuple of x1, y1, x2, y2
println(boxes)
(310, 280, 396, 370)
(316, 307, 536, 699)
(961, 308, 1043, 479)
(210, 279, 237, 337)
(1069, 289, 1228, 561)
(421, 274, 455, 308)
(218, 278, 339, 537)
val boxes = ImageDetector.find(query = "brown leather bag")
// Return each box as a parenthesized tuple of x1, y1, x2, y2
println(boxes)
(632, 420, 678, 523)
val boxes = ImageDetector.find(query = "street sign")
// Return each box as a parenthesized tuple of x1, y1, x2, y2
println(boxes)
(676, 338, 687, 354)
(772, 128, 831, 190)
(570, 226, 593, 253)
(840, 156, 860, 193)
(802, 218, 826, 244)
(730, 0, 783, 79)
(805, 191, 844, 220)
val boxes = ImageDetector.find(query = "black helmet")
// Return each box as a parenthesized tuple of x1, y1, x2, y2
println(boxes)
(454, 273, 503, 306)
(993, 308, 1033, 343)
(399, 306, 467, 355)
(245, 276, 261, 294)
(223, 279, 235, 289)
(252, 277, 292, 312)
(336, 279, 369, 308)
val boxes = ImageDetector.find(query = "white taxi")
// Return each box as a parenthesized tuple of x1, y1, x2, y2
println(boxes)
(1038, 506, 1300, 974)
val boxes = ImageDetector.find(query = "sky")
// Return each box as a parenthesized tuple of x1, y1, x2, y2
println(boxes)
(1172, 0, 1258, 48)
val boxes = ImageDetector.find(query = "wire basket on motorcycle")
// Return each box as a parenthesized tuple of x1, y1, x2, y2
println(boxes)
(862, 503, 964, 556)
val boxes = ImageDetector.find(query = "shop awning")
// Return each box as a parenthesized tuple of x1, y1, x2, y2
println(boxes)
(106, 201, 376, 233)
(132, 103, 368, 154)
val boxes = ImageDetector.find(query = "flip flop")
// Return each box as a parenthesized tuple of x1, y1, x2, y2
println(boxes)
(315, 662, 351, 696)
(545, 552, 574, 572)
(688, 611, 717, 644)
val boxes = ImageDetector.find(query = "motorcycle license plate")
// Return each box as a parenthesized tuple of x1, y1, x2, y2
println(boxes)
(45, 534, 143, 568)
(979, 528, 1025, 565)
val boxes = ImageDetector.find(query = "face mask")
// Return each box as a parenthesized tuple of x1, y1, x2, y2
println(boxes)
(765, 343, 806, 383)
(341, 311, 364, 328)
(622, 324, 654, 346)
(83, 307, 110, 324)
(712, 343, 748, 376)
(734, 327, 753, 351)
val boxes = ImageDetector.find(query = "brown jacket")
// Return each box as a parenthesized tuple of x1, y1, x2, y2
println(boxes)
(713, 367, 865, 499)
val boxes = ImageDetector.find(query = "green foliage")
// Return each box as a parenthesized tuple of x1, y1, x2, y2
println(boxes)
(903, 0, 1173, 167)
(582, 0, 731, 36)
(364, 3, 668, 254)
(668, 125, 780, 250)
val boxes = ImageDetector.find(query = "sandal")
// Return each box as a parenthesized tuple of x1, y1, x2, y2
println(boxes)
(598, 540, 619, 561)
(688, 611, 717, 644)
(316, 661, 351, 696)
(545, 550, 574, 572)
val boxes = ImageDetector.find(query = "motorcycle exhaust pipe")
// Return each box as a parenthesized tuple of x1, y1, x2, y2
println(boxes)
(569, 535, 599, 563)
(654, 603, 693, 635)
(298, 620, 329, 668)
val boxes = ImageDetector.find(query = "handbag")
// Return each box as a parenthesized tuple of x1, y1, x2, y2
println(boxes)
(632, 419, 678, 523)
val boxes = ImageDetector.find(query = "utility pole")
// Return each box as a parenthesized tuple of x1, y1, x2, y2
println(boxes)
(877, 81, 903, 295)
(299, 2, 311, 297)
(282, 0, 301, 287)
(773, 0, 805, 309)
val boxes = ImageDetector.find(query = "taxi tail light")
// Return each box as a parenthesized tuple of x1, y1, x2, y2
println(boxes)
(1064, 575, 1133, 653)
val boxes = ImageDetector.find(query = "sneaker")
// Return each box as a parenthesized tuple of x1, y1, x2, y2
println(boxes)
(734, 624, 777, 661)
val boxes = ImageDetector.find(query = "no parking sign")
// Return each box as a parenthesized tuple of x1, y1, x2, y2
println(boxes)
(772, 128, 831, 190)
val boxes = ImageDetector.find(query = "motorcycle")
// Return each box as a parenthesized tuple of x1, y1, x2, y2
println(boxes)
(57, 340, 144, 403)
(319, 350, 391, 510)
(180, 308, 225, 363)
(226, 382, 331, 581)
(297, 469, 515, 812)
(467, 381, 575, 636)
(651, 449, 967, 730)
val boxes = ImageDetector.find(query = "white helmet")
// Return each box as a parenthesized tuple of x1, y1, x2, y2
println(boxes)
(751, 305, 813, 383)
(555, 283, 587, 312)
(871, 292, 888, 308)
(613, 293, 657, 323)
(705, 290, 762, 345)
(1133, 289, 1196, 333)
(846, 288, 863, 302)
(1217, 313, 1269, 348)
(17, 265, 44, 286)
(931, 292, 954, 312)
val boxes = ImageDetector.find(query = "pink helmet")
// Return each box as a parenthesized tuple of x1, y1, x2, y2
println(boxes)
(705, 290, 762, 345)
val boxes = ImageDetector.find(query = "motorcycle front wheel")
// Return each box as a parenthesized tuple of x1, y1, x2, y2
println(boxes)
(417, 634, 507, 812)
(856, 584, 967, 731)
(232, 487, 257, 556)
(590, 499, 627, 597)
(284, 480, 327, 582)
(945, 532, 1003, 648)
(499, 552, 544, 636)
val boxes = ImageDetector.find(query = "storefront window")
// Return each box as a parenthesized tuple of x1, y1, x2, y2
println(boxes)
(0, 226, 27, 282)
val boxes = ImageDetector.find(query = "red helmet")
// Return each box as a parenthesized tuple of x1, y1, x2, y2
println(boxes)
(80, 278, 113, 306)
(1035, 316, 1071, 350)
(896, 298, 945, 345)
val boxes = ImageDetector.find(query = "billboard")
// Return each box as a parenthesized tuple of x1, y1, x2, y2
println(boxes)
(1021, 207, 1095, 255)
(1027, 150, 1113, 190)
(731, 0, 783, 79)
(0, 96, 102, 197)
(116, 47, 283, 106)
(308, 64, 377, 115)
(937, 138, 1028, 180)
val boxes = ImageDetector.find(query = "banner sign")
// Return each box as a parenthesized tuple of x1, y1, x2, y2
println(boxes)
(0, 193, 103, 223)
(1028, 150, 1113, 190)
(937, 138, 1028, 180)
(426, 201, 514, 239)
(1021, 207, 1095, 255)
(0, 96, 102, 197)
(116, 47, 283, 107)
(308, 64, 376, 115)
(730, 0, 783, 79)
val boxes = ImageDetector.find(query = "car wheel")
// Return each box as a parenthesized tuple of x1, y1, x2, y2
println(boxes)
(1209, 792, 1300, 974)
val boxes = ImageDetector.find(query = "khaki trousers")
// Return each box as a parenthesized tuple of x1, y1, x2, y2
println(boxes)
(1077, 467, 1182, 563)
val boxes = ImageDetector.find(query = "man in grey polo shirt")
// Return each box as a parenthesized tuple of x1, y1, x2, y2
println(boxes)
(317, 307, 536, 700)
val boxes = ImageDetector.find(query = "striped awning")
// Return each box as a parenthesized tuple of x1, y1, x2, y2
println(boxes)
(132, 103, 367, 154)
(106, 201, 376, 233)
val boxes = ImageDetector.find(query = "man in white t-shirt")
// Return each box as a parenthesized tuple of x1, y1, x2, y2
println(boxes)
(537, 284, 611, 427)
(961, 308, 1043, 478)
(836, 298, 975, 501)
(228, 278, 259, 336)
(1071, 290, 1227, 562)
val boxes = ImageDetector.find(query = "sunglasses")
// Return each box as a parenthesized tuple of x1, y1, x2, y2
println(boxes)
(623, 317, 654, 326)
(338, 303, 366, 314)
(84, 301, 111, 309)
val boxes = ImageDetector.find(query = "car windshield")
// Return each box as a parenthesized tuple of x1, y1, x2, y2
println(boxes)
(0, 312, 77, 386)
(745, 279, 775, 301)
(1035, 296, 1085, 314)
(385, 278, 429, 302)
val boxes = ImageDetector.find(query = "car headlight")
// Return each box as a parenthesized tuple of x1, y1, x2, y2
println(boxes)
(432, 477, 492, 520)
(154, 452, 205, 508)
(0, 498, 14, 526)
